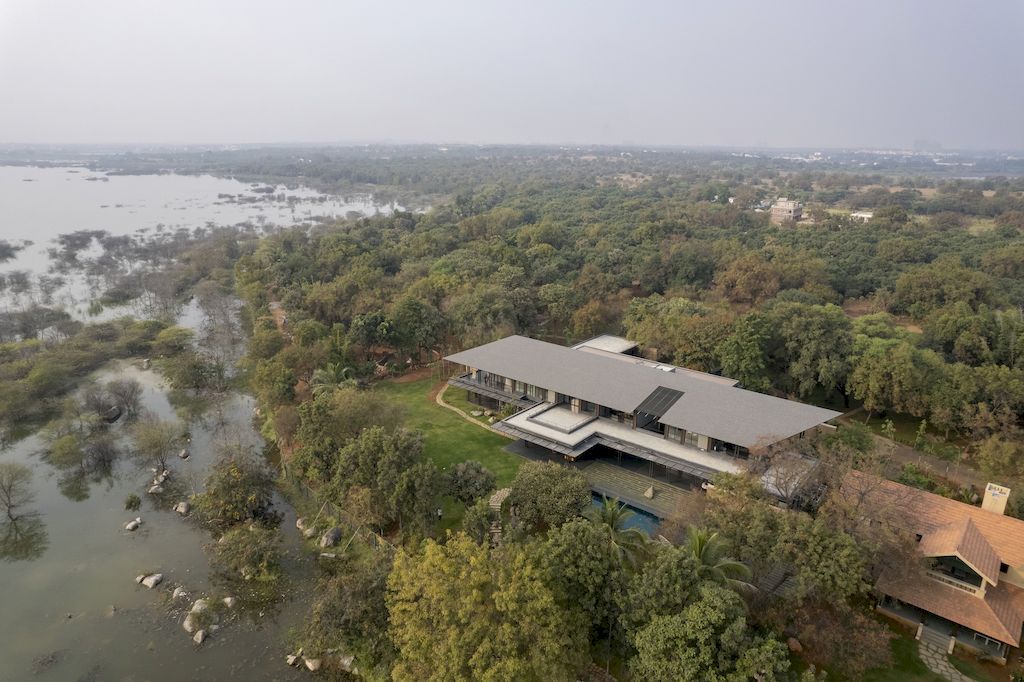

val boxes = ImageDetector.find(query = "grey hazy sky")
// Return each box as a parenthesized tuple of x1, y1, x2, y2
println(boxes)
(1, 0, 1022, 149)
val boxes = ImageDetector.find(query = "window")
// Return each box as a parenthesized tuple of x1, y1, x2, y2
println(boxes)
(1000, 563, 1009, 574)
(526, 384, 547, 401)
(684, 431, 699, 447)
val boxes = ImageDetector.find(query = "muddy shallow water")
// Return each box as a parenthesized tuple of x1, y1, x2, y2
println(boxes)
(0, 361, 313, 681)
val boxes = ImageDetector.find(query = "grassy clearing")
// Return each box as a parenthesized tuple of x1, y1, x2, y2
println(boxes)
(860, 411, 962, 461)
(374, 377, 522, 487)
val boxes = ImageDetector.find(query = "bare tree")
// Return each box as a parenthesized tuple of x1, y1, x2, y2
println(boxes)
(107, 378, 144, 418)
(0, 462, 34, 521)
(132, 417, 183, 471)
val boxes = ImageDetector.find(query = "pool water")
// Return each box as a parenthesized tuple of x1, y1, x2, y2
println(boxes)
(590, 494, 660, 536)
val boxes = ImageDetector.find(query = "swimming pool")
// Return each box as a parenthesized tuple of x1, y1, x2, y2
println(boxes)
(590, 493, 660, 536)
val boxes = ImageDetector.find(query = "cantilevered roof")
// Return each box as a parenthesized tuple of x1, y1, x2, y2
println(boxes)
(445, 336, 839, 448)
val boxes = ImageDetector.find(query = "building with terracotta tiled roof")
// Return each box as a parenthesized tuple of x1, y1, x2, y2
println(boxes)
(843, 471, 1023, 662)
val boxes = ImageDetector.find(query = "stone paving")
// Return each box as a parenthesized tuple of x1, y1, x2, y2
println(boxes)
(918, 642, 975, 682)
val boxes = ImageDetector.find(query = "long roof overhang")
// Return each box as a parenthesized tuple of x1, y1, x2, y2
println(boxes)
(446, 335, 840, 448)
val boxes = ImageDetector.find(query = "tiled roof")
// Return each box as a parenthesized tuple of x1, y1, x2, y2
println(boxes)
(878, 568, 1024, 646)
(919, 517, 1002, 585)
(843, 470, 1024, 567)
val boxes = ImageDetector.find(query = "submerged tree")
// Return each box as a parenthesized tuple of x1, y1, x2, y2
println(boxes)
(0, 462, 34, 521)
(131, 417, 183, 471)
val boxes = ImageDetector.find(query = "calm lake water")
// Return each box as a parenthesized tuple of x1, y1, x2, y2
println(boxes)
(0, 360, 313, 681)
(0, 167, 375, 680)
(0, 164, 397, 316)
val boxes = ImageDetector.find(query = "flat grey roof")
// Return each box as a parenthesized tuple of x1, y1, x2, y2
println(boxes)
(572, 334, 638, 354)
(445, 335, 840, 448)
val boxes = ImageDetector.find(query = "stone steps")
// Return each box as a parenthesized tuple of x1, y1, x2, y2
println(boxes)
(920, 627, 951, 652)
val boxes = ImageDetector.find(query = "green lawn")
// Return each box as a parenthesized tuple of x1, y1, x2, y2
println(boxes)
(949, 653, 1000, 682)
(862, 630, 946, 682)
(796, 621, 944, 682)
(374, 377, 522, 487)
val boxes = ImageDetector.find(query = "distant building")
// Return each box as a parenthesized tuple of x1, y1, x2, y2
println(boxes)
(850, 210, 874, 222)
(770, 198, 803, 224)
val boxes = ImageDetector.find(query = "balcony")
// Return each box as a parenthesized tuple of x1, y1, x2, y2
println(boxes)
(494, 402, 743, 481)
(447, 373, 538, 409)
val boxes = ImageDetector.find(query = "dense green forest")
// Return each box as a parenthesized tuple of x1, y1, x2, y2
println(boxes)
(16, 148, 1019, 678)
(192, 148, 1024, 679)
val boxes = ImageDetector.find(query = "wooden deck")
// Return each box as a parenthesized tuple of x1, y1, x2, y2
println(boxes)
(581, 461, 697, 519)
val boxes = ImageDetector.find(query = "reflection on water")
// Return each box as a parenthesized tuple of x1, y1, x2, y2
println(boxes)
(0, 166, 324, 680)
(0, 165, 398, 319)
(0, 365, 310, 680)
(0, 512, 48, 562)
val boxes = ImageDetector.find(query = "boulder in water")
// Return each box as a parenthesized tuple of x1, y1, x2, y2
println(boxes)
(178, 448, 190, 460)
(147, 485, 164, 495)
(174, 501, 190, 515)
(141, 573, 163, 589)
(193, 629, 207, 645)
(125, 517, 141, 531)
(303, 658, 322, 672)
(172, 587, 187, 599)
(222, 596, 236, 608)
(135, 574, 146, 584)
(319, 527, 343, 548)
(183, 598, 209, 633)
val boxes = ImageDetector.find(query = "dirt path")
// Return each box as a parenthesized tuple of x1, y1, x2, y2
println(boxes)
(394, 366, 434, 384)
(434, 383, 514, 440)
(269, 300, 290, 337)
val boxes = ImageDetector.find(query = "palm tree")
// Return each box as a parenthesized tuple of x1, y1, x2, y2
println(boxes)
(685, 526, 753, 590)
(587, 495, 651, 571)
(310, 363, 357, 398)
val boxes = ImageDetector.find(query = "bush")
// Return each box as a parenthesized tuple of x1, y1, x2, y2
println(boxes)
(462, 498, 492, 544)
(210, 524, 282, 580)
(193, 447, 282, 533)
(445, 460, 496, 505)
(507, 461, 590, 533)
(124, 493, 141, 511)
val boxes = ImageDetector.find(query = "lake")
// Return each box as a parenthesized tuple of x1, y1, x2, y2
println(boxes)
(0, 166, 385, 680)
(0, 165, 397, 317)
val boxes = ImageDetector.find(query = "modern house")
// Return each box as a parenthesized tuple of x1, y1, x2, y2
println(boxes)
(445, 335, 839, 485)
(770, 198, 803, 224)
(845, 471, 1024, 662)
